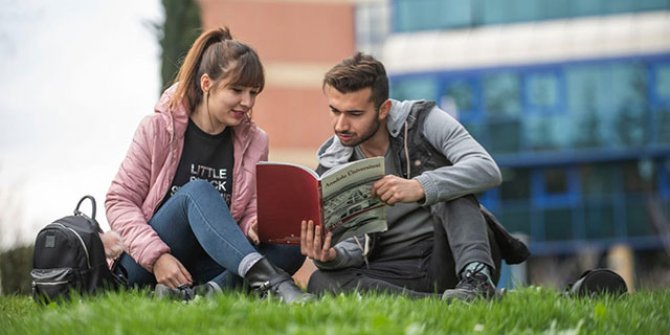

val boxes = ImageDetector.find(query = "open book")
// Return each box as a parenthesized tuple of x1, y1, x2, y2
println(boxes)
(256, 156, 388, 245)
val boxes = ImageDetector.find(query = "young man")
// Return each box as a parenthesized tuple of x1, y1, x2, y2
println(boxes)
(300, 52, 524, 301)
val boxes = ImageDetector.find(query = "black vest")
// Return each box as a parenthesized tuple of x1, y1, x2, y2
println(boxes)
(392, 100, 452, 179)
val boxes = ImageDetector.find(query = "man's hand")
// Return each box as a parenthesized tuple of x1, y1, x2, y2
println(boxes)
(300, 220, 337, 262)
(372, 175, 425, 205)
(247, 218, 260, 245)
(153, 253, 193, 289)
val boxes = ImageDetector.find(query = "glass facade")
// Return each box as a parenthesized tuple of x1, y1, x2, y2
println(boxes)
(392, 57, 670, 154)
(390, 55, 670, 254)
(392, 0, 670, 32)
(355, 1, 390, 58)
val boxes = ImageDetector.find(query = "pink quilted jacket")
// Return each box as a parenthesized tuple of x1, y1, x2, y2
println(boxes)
(105, 84, 269, 272)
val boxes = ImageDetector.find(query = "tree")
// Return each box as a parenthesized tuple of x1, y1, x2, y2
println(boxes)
(0, 167, 32, 295)
(159, 0, 202, 91)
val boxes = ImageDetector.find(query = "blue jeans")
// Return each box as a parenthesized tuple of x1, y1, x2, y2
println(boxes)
(118, 179, 305, 289)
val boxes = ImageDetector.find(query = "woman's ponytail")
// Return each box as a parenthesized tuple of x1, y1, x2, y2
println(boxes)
(169, 27, 234, 111)
(168, 26, 264, 113)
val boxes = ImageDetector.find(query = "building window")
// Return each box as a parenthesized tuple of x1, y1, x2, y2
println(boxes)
(441, 79, 479, 121)
(624, 197, 653, 236)
(500, 168, 532, 200)
(660, 159, 670, 199)
(609, 63, 648, 147)
(497, 206, 532, 236)
(481, 0, 543, 25)
(392, 0, 670, 32)
(584, 202, 617, 239)
(524, 71, 561, 113)
(483, 72, 521, 118)
(543, 208, 574, 241)
(566, 62, 649, 149)
(532, 167, 579, 206)
(390, 76, 437, 101)
(545, 168, 569, 195)
(524, 114, 571, 151)
(656, 107, 670, 144)
(654, 63, 670, 102)
(479, 69, 521, 153)
(580, 164, 619, 197)
(566, 65, 606, 149)
(355, 1, 389, 58)
(652, 63, 670, 144)
(488, 119, 522, 153)
(622, 160, 656, 193)
(393, 0, 473, 32)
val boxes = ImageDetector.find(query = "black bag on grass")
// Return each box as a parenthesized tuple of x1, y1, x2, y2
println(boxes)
(568, 268, 628, 297)
(31, 195, 126, 303)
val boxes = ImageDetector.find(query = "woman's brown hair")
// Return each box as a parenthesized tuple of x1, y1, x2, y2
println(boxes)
(170, 27, 265, 112)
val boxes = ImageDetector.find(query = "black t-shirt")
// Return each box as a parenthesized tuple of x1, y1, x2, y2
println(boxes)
(163, 118, 235, 207)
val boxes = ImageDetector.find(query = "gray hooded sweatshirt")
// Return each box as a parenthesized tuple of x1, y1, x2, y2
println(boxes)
(314, 100, 502, 269)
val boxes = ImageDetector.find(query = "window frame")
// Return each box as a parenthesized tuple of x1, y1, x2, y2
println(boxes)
(531, 166, 581, 208)
(439, 76, 483, 123)
(521, 68, 566, 116)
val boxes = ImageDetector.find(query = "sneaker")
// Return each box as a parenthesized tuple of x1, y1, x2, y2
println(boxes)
(194, 282, 221, 298)
(154, 284, 197, 301)
(442, 266, 497, 302)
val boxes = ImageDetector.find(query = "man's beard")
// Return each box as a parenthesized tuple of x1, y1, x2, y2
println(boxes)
(338, 117, 382, 148)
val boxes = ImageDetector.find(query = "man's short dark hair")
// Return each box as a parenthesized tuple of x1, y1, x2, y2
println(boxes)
(323, 52, 389, 110)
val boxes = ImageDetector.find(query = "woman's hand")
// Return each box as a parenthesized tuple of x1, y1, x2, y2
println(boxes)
(300, 220, 337, 262)
(247, 219, 260, 245)
(153, 253, 193, 289)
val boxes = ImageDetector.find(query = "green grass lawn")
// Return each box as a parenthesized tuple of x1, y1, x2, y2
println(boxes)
(1, 287, 669, 334)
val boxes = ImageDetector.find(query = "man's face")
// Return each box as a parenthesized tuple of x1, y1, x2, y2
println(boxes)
(324, 85, 385, 147)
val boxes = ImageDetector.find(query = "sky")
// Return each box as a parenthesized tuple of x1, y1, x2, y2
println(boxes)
(0, 0, 163, 248)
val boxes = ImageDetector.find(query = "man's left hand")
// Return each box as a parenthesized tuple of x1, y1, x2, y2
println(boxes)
(300, 220, 337, 262)
(372, 175, 425, 205)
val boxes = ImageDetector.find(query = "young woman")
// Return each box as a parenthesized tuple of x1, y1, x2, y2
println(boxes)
(105, 27, 312, 303)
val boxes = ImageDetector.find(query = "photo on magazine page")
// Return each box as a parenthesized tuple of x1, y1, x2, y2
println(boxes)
(322, 177, 387, 244)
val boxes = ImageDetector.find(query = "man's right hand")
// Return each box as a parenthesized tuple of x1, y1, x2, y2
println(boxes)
(153, 253, 193, 289)
(300, 220, 337, 262)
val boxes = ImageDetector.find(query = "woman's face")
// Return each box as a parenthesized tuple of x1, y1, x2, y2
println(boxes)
(203, 75, 260, 128)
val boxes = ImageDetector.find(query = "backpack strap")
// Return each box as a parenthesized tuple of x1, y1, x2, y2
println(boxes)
(74, 195, 102, 232)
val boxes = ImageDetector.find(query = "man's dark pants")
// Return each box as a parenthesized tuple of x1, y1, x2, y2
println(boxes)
(307, 195, 501, 297)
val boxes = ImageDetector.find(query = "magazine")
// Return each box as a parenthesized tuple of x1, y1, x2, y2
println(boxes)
(256, 156, 388, 245)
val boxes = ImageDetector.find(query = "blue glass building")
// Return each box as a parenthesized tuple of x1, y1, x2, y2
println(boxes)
(355, 1, 670, 257)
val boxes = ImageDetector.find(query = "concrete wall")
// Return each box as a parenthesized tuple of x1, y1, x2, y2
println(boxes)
(198, 0, 356, 287)
(199, 0, 356, 167)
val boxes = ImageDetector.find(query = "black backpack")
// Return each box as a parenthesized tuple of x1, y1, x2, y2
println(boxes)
(31, 195, 126, 303)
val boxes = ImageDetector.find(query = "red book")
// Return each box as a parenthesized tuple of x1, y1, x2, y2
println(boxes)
(256, 157, 388, 245)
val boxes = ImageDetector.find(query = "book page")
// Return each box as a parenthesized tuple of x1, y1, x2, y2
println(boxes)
(320, 157, 384, 198)
(319, 157, 387, 244)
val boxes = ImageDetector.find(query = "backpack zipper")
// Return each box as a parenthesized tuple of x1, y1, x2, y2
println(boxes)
(34, 280, 70, 286)
(53, 222, 91, 269)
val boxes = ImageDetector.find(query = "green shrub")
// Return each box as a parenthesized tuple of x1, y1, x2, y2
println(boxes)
(0, 245, 34, 295)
